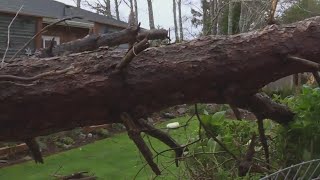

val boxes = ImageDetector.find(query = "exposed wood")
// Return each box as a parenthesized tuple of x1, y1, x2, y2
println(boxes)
(2, 17, 320, 142)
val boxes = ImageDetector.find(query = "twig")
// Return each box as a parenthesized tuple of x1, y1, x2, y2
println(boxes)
(134, 138, 201, 179)
(0, 65, 74, 82)
(139, 119, 184, 167)
(287, 55, 320, 70)
(207, 2, 229, 35)
(52, 165, 63, 177)
(9, 16, 82, 61)
(116, 37, 149, 70)
(194, 104, 238, 161)
(1, 5, 24, 68)
(121, 112, 161, 175)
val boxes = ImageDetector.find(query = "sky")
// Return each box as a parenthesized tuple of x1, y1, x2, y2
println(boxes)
(55, 0, 201, 40)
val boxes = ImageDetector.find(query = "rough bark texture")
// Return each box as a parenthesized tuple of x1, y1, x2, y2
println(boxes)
(34, 27, 168, 58)
(114, 0, 120, 21)
(147, 0, 155, 29)
(173, 0, 179, 42)
(177, 0, 184, 41)
(227, 1, 234, 35)
(134, 0, 138, 25)
(1, 17, 320, 141)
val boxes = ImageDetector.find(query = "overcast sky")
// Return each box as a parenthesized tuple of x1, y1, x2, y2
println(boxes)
(55, 0, 201, 40)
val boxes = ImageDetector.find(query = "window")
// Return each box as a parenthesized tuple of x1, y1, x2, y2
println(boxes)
(42, 35, 60, 48)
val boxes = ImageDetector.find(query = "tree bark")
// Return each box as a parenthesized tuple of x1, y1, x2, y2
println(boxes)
(77, 0, 81, 8)
(210, 0, 217, 35)
(228, 1, 234, 35)
(134, 0, 138, 25)
(1, 17, 320, 141)
(115, 0, 120, 21)
(173, 0, 179, 42)
(202, 0, 210, 35)
(177, 0, 184, 41)
(105, 0, 112, 17)
(147, 0, 155, 29)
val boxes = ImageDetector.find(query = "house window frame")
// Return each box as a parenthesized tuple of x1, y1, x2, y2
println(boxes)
(42, 35, 60, 48)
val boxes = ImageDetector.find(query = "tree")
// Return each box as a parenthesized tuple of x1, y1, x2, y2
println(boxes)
(147, 0, 155, 29)
(210, 0, 217, 34)
(77, 0, 81, 8)
(2, 11, 320, 176)
(173, 0, 179, 42)
(134, 0, 138, 24)
(177, 0, 184, 41)
(281, 0, 320, 23)
(86, 0, 112, 17)
(227, 1, 234, 35)
(115, 0, 120, 20)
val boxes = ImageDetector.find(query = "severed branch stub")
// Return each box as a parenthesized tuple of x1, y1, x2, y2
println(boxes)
(138, 119, 184, 167)
(116, 37, 149, 70)
(121, 112, 184, 175)
(121, 112, 161, 175)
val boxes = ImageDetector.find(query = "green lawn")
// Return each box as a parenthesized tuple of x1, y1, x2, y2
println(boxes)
(0, 116, 199, 180)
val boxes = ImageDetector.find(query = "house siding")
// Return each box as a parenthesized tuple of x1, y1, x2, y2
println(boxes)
(0, 13, 36, 59)
(42, 24, 88, 47)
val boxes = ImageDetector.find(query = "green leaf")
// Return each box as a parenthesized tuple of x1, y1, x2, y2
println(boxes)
(211, 111, 226, 122)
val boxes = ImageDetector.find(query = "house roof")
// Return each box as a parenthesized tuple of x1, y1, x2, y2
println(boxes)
(0, 0, 128, 28)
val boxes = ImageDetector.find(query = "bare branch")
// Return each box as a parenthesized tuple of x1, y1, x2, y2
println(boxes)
(1, 5, 24, 68)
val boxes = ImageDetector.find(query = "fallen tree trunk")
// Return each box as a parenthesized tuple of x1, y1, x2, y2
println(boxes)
(1, 17, 320, 141)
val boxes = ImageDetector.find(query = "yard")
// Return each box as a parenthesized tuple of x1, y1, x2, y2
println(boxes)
(0, 116, 199, 179)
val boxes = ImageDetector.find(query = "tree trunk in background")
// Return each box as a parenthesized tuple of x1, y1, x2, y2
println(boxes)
(147, 0, 155, 29)
(210, 0, 217, 35)
(130, 0, 134, 14)
(134, 0, 139, 24)
(202, 0, 210, 35)
(216, 0, 223, 35)
(293, 74, 301, 95)
(239, 1, 244, 32)
(173, 0, 179, 42)
(177, 0, 184, 41)
(77, 0, 81, 8)
(115, 0, 120, 20)
(268, 0, 278, 24)
(228, 1, 234, 35)
(105, 0, 112, 17)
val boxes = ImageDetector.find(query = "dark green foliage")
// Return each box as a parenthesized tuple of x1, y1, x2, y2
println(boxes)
(93, 128, 110, 138)
(185, 111, 270, 179)
(276, 85, 320, 165)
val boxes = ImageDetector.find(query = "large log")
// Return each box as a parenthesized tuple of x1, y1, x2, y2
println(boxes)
(1, 17, 320, 141)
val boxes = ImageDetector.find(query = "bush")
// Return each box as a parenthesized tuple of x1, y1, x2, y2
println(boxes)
(93, 128, 110, 138)
(276, 85, 320, 165)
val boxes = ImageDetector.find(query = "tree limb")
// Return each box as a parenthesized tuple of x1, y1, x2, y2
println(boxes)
(2, 17, 320, 141)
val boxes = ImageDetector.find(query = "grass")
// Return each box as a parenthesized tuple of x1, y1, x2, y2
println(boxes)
(0, 116, 200, 180)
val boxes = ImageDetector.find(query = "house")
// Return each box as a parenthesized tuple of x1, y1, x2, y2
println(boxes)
(0, 0, 128, 59)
